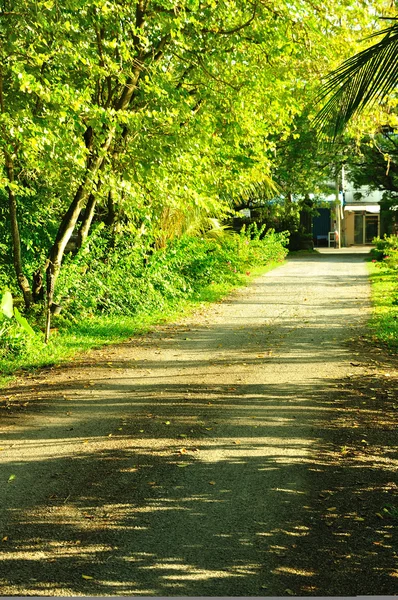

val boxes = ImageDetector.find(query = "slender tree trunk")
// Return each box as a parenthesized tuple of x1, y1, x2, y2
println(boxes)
(5, 154, 33, 308)
(105, 190, 116, 226)
(44, 132, 114, 343)
(44, 54, 146, 341)
(76, 192, 98, 250)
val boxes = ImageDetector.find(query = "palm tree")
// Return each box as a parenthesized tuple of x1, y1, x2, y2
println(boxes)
(315, 18, 398, 138)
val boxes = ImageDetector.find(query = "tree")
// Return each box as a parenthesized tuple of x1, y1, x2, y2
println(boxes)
(345, 128, 398, 234)
(315, 15, 398, 138)
(0, 0, 392, 340)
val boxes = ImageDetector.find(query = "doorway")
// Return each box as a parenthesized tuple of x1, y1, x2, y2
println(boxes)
(354, 213, 379, 244)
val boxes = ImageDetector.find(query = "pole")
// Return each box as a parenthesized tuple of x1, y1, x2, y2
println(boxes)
(335, 172, 341, 249)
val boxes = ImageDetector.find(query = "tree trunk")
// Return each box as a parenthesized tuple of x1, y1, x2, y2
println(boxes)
(44, 55, 146, 341)
(105, 190, 116, 226)
(5, 154, 33, 309)
(76, 192, 98, 250)
(44, 133, 114, 343)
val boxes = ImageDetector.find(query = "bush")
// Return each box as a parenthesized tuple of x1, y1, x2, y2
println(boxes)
(0, 291, 41, 358)
(371, 235, 398, 270)
(54, 227, 289, 321)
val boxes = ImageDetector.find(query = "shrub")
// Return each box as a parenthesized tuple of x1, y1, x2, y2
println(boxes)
(53, 227, 289, 322)
(371, 235, 398, 266)
(0, 291, 40, 358)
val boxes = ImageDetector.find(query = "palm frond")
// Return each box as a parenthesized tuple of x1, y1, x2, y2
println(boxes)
(237, 176, 280, 205)
(314, 19, 398, 139)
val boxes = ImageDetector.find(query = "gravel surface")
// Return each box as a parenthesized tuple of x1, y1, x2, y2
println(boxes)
(0, 250, 397, 596)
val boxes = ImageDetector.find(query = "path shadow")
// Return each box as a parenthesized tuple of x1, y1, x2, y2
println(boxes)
(0, 368, 397, 596)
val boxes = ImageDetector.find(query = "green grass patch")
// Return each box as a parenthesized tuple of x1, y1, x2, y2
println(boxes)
(367, 261, 398, 352)
(0, 261, 283, 383)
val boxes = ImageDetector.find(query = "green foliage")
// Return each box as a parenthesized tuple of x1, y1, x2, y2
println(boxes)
(0, 290, 40, 357)
(315, 16, 398, 138)
(368, 237, 398, 351)
(371, 235, 398, 267)
(53, 228, 288, 320)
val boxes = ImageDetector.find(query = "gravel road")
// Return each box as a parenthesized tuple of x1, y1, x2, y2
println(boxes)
(0, 250, 390, 596)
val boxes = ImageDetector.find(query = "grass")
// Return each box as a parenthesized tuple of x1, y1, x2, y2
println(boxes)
(367, 261, 398, 352)
(0, 261, 283, 385)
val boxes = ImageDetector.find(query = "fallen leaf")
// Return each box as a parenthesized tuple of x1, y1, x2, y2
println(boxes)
(2, 536, 8, 542)
(209, 481, 216, 485)
(176, 463, 189, 468)
(285, 589, 295, 596)
(8, 474, 16, 483)
(82, 575, 94, 580)
(164, 421, 171, 425)
(233, 440, 241, 445)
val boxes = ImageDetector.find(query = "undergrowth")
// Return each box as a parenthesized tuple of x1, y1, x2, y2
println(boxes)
(0, 226, 288, 380)
(368, 236, 398, 352)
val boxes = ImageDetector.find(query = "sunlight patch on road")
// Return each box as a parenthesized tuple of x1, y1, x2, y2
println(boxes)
(273, 566, 316, 577)
(142, 561, 260, 581)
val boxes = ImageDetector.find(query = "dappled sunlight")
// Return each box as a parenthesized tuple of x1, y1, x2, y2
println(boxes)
(0, 252, 396, 596)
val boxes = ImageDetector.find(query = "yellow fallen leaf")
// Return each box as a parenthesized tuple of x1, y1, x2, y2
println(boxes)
(233, 440, 241, 445)
(82, 575, 93, 580)
(209, 481, 216, 485)
(2, 536, 8, 542)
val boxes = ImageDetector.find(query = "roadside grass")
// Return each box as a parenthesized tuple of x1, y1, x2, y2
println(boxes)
(367, 261, 398, 352)
(0, 262, 282, 385)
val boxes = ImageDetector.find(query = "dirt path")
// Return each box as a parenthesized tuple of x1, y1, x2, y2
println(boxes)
(0, 251, 397, 596)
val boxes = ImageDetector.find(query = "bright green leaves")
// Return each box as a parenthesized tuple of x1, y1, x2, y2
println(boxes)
(0, 0, 393, 313)
(0, 291, 14, 319)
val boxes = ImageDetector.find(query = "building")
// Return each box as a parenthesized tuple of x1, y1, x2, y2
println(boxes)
(313, 182, 382, 247)
(342, 184, 381, 246)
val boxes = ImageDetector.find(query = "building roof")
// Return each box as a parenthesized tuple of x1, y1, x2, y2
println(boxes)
(344, 205, 380, 213)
